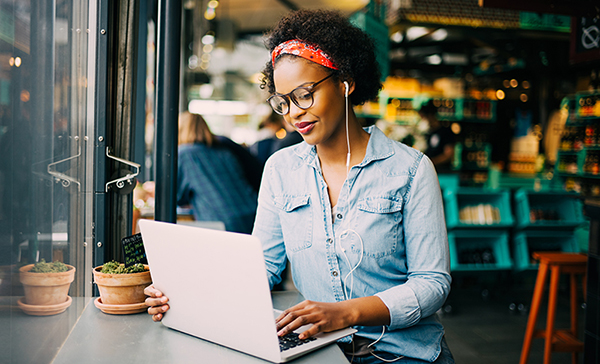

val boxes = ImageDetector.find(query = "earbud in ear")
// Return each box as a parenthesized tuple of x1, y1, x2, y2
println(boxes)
(344, 81, 349, 97)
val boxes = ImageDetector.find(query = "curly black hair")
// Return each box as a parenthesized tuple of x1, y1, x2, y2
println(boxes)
(260, 9, 382, 106)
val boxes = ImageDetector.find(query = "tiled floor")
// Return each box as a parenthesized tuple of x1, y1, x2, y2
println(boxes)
(441, 272, 586, 364)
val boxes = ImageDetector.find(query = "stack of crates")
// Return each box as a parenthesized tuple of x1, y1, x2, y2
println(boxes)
(442, 187, 514, 272)
(512, 188, 584, 271)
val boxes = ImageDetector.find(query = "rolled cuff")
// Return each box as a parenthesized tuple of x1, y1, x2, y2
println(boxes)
(375, 285, 421, 331)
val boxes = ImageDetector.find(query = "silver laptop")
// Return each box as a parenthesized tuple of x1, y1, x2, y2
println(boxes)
(139, 219, 356, 363)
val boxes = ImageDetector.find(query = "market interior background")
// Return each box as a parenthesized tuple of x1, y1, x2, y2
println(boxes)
(1, 0, 600, 363)
(152, 2, 598, 363)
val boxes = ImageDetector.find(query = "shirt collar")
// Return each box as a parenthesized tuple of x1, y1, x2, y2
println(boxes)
(293, 125, 395, 168)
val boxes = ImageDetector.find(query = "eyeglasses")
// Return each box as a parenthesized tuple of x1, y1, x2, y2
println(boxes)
(267, 74, 334, 115)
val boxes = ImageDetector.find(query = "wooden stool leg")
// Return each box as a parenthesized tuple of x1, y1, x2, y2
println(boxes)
(520, 262, 549, 364)
(570, 273, 579, 364)
(570, 273, 578, 337)
(582, 274, 587, 301)
(545, 266, 560, 364)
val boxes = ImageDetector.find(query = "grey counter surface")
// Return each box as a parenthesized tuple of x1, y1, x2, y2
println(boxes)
(51, 291, 349, 364)
(0, 296, 91, 364)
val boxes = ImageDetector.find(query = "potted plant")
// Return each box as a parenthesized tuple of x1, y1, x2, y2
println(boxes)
(18, 259, 76, 316)
(93, 260, 152, 314)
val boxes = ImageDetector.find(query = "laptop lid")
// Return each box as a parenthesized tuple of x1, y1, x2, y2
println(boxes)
(139, 219, 282, 362)
(139, 219, 356, 363)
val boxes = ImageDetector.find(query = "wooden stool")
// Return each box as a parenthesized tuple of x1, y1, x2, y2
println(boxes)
(519, 252, 587, 364)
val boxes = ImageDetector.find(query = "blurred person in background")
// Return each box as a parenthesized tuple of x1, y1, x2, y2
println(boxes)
(419, 100, 455, 173)
(177, 111, 259, 234)
(250, 111, 303, 166)
(250, 111, 286, 165)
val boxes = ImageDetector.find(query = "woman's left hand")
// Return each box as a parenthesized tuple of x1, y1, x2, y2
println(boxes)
(276, 296, 391, 340)
(275, 300, 354, 340)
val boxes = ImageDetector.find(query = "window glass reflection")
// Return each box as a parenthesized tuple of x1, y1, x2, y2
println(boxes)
(0, 1, 92, 362)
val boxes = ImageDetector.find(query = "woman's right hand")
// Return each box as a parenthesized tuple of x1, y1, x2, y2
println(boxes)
(144, 285, 170, 322)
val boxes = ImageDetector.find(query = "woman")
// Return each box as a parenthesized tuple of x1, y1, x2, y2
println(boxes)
(147, 10, 453, 363)
(177, 111, 258, 234)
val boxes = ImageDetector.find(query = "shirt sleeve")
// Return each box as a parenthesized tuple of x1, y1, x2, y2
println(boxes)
(375, 155, 452, 330)
(251, 159, 287, 289)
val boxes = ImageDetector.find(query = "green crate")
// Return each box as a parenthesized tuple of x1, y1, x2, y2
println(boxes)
(443, 188, 514, 229)
(448, 230, 513, 271)
(513, 189, 585, 229)
(438, 173, 460, 192)
(512, 231, 580, 271)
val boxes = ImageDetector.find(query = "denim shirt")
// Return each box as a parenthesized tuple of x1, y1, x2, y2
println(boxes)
(252, 125, 451, 362)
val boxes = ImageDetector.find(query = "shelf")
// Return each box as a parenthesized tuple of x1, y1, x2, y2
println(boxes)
(453, 142, 491, 173)
(376, 95, 497, 125)
(513, 230, 580, 271)
(575, 91, 600, 119)
(557, 172, 600, 179)
(514, 189, 585, 230)
(448, 230, 513, 271)
(437, 173, 460, 192)
(443, 187, 514, 229)
(460, 99, 496, 123)
(557, 150, 581, 155)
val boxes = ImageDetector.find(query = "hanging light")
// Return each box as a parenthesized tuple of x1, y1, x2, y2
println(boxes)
(431, 28, 448, 41)
(204, 7, 215, 20)
(390, 31, 403, 43)
(406, 26, 428, 41)
(202, 33, 215, 45)
(426, 54, 442, 65)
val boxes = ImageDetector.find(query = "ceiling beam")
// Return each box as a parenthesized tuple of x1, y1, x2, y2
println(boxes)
(478, 0, 600, 18)
(275, 0, 299, 11)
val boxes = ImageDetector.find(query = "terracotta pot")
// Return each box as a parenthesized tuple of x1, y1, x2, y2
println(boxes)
(19, 264, 76, 306)
(93, 265, 152, 305)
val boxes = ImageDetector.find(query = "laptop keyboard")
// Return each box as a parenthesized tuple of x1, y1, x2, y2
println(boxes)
(279, 332, 317, 351)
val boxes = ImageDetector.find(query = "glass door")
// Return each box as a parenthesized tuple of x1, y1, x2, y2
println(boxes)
(0, 0, 95, 362)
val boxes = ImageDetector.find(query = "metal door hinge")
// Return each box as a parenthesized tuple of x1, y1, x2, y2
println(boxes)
(105, 147, 140, 193)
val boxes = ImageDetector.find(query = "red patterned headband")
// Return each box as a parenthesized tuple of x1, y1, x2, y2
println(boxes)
(271, 39, 339, 70)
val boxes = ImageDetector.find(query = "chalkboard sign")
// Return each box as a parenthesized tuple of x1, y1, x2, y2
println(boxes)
(122, 233, 148, 267)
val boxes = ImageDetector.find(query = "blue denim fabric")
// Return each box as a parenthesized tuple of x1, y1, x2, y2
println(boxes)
(342, 337, 455, 364)
(178, 142, 258, 234)
(252, 126, 452, 362)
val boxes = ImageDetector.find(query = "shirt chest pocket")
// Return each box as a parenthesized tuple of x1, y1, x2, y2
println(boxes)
(273, 195, 313, 252)
(352, 196, 404, 258)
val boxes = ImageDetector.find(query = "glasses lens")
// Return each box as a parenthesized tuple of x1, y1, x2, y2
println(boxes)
(268, 95, 288, 115)
(291, 87, 313, 109)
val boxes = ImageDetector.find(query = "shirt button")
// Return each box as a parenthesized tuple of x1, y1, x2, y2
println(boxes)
(336, 213, 343, 219)
(326, 238, 332, 244)
(332, 271, 338, 276)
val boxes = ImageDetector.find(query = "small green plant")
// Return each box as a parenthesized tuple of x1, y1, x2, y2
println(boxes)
(30, 259, 69, 273)
(100, 260, 146, 274)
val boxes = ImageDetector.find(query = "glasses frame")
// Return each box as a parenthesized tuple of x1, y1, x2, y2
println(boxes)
(267, 73, 334, 115)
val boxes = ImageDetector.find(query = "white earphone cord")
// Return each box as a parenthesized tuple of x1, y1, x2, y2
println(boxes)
(339, 230, 404, 363)
(342, 83, 402, 364)
(345, 81, 351, 176)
